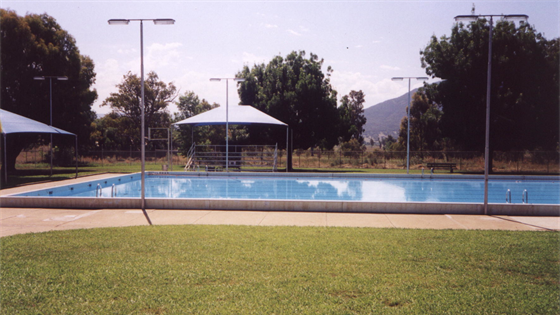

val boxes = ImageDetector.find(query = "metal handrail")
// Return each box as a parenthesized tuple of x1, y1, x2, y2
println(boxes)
(191, 144, 278, 171)
(96, 184, 102, 197)
(522, 189, 528, 204)
(184, 142, 196, 171)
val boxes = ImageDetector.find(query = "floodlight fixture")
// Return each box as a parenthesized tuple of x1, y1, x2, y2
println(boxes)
(33, 76, 68, 81)
(108, 19, 130, 25)
(454, 15, 479, 22)
(108, 18, 175, 25)
(153, 19, 175, 25)
(454, 14, 528, 23)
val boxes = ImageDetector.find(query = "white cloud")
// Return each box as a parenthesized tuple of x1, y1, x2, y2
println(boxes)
(355, 44, 363, 48)
(287, 29, 302, 36)
(172, 70, 244, 113)
(330, 71, 411, 108)
(93, 42, 188, 115)
(372, 40, 381, 44)
(117, 48, 137, 55)
(121, 42, 185, 74)
(92, 58, 125, 114)
(265, 23, 278, 28)
(380, 65, 401, 71)
(241, 52, 269, 65)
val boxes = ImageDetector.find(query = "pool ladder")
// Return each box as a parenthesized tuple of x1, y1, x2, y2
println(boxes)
(522, 189, 528, 204)
(505, 189, 529, 204)
(96, 184, 102, 197)
(96, 184, 117, 197)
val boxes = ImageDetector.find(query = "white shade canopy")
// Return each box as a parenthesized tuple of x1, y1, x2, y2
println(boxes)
(173, 104, 287, 127)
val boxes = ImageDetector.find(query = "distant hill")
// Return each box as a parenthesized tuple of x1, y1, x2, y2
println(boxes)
(363, 88, 418, 142)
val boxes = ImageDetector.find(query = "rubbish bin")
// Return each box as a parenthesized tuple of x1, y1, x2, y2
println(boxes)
(162, 165, 168, 171)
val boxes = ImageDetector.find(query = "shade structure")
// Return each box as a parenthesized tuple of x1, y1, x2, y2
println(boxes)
(173, 104, 290, 172)
(0, 109, 75, 136)
(173, 104, 287, 127)
(0, 109, 78, 182)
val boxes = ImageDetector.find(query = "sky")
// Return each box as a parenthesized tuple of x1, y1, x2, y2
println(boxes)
(3, 0, 559, 116)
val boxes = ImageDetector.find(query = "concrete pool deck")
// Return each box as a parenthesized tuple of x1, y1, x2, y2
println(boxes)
(1, 173, 559, 237)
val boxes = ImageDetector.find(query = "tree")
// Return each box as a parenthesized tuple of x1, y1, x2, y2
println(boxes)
(101, 71, 177, 150)
(338, 90, 367, 144)
(237, 51, 340, 151)
(421, 18, 559, 157)
(395, 90, 443, 152)
(173, 91, 221, 155)
(0, 9, 97, 175)
(380, 135, 397, 151)
(90, 113, 135, 150)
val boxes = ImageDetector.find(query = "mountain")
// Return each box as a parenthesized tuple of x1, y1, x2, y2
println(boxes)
(363, 88, 418, 142)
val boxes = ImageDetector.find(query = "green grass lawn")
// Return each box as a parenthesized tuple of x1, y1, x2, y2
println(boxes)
(2, 226, 558, 314)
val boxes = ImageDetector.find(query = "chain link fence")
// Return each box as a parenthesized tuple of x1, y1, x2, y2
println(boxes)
(13, 148, 560, 174)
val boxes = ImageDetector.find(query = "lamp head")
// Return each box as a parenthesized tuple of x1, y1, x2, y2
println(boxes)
(108, 19, 130, 25)
(503, 14, 529, 23)
(454, 15, 478, 22)
(33, 76, 45, 80)
(391, 77, 404, 81)
(153, 19, 175, 25)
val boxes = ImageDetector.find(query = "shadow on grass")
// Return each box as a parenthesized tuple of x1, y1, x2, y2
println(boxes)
(1, 168, 99, 190)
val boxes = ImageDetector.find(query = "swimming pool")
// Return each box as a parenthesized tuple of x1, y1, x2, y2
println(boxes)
(4, 172, 559, 216)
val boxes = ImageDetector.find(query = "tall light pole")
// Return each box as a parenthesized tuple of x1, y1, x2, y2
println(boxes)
(391, 76, 428, 174)
(210, 77, 246, 172)
(33, 75, 68, 176)
(454, 14, 528, 214)
(108, 18, 175, 224)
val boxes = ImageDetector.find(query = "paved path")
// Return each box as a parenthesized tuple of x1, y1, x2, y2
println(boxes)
(1, 174, 559, 237)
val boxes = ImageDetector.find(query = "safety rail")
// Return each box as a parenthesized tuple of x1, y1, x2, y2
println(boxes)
(523, 189, 529, 204)
(184, 142, 196, 171)
(96, 184, 102, 197)
(188, 145, 278, 172)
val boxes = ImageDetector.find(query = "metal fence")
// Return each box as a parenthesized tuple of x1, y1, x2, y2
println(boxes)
(13, 148, 560, 174)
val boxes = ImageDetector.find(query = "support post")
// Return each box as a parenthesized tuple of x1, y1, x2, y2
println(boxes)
(483, 17, 493, 215)
(75, 136, 78, 178)
(3, 134, 7, 184)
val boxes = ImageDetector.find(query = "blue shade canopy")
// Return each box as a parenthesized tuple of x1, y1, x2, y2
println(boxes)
(173, 104, 287, 127)
(0, 109, 75, 136)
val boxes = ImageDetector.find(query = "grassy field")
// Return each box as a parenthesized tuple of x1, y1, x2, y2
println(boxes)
(1, 225, 558, 314)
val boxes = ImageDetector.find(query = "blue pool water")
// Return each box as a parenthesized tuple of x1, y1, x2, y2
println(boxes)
(15, 173, 560, 205)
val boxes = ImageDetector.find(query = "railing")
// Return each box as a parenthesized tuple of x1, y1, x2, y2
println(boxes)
(184, 142, 196, 171)
(191, 145, 277, 172)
